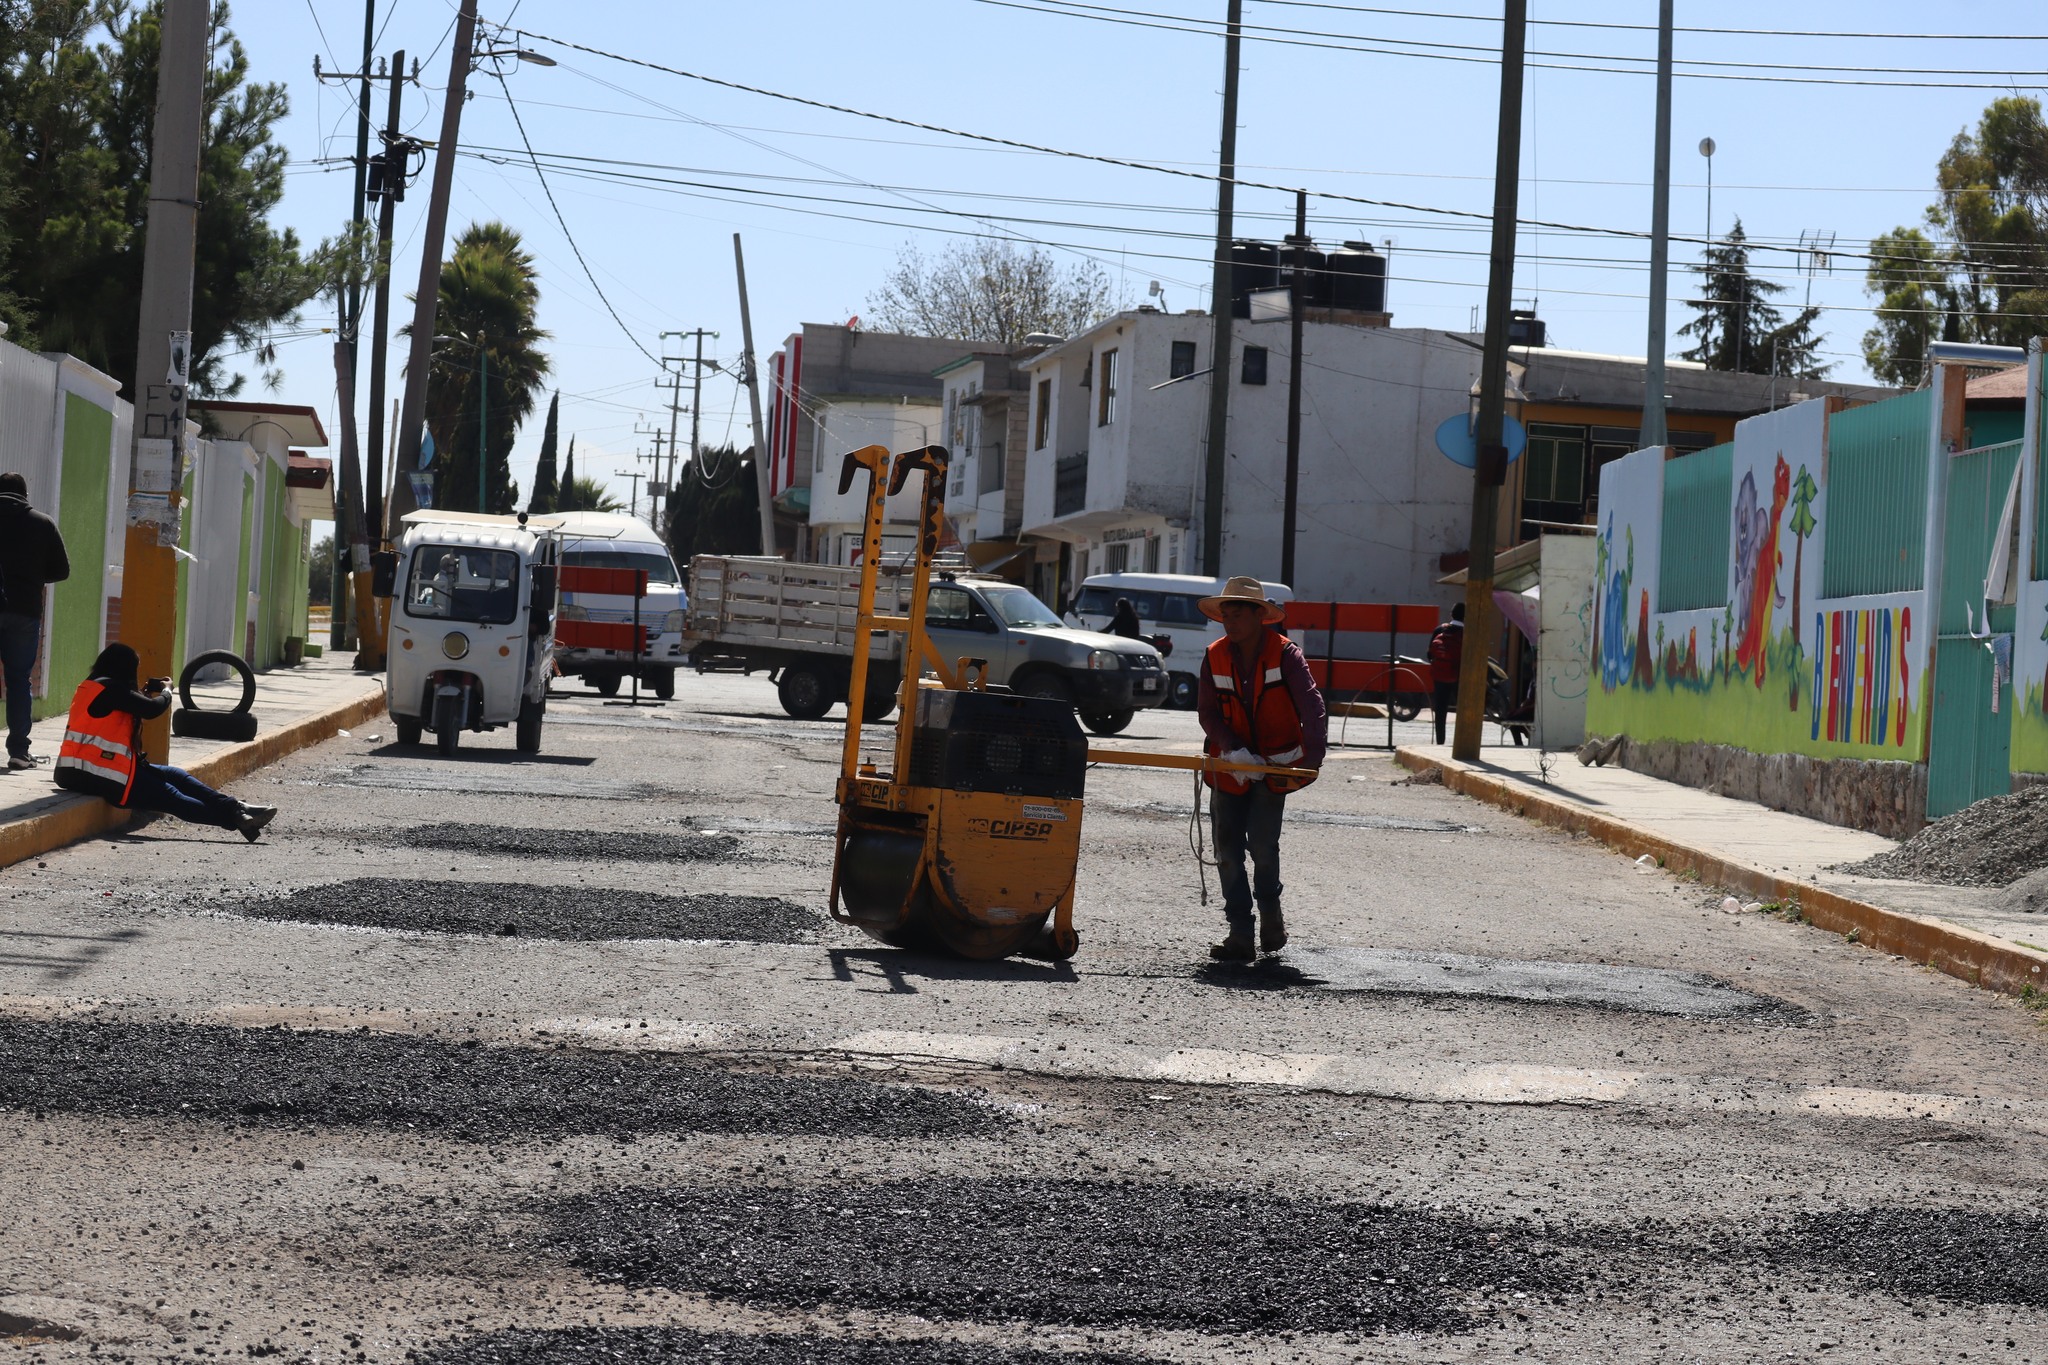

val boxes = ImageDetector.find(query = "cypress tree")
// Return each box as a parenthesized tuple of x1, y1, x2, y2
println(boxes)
(529, 392, 560, 512)
(558, 437, 578, 511)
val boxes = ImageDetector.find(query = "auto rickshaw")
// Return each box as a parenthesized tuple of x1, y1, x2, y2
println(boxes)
(377, 511, 558, 755)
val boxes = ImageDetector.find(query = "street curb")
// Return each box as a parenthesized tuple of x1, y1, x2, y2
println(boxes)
(0, 682, 386, 872)
(1394, 746, 2048, 1000)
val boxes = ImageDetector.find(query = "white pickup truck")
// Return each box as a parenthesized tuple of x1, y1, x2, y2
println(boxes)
(685, 555, 1169, 733)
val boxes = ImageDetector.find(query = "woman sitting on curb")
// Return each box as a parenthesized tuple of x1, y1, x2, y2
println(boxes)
(53, 644, 277, 841)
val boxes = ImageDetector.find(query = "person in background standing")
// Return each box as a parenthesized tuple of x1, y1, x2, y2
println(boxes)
(1107, 596, 1143, 639)
(1427, 602, 1465, 746)
(0, 471, 72, 771)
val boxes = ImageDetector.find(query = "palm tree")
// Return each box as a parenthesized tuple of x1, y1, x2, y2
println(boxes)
(558, 475, 624, 513)
(408, 222, 549, 514)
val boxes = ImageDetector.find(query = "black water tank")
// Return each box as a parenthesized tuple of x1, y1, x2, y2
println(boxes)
(1229, 239, 1281, 318)
(1328, 241, 1388, 313)
(1509, 308, 1546, 348)
(1289, 243, 1332, 308)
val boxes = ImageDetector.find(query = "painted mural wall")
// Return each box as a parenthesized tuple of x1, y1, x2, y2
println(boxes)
(1587, 397, 1932, 763)
(2009, 349, 2048, 775)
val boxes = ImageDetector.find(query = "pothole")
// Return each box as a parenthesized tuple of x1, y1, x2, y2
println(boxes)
(543, 1177, 1582, 1336)
(0, 1017, 1003, 1142)
(372, 824, 741, 863)
(222, 878, 823, 943)
(411, 1327, 1151, 1365)
(305, 764, 669, 803)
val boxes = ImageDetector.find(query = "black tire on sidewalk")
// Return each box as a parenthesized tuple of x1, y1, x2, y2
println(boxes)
(178, 650, 257, 715)
(171, 708, 259, 742)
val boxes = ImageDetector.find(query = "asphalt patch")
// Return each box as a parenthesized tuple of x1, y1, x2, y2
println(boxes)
(545, 1177, 1580, 1335)
(0, 1016, 1003, 1142)
(1276, 945, 1806, 1021)
(1759, 1207, 2048, 1307)
(410, 1327, 1150, 1365)
(307, 763, 669, 803)
(379, 823, 742, 863)
(225, 878, 822, 943)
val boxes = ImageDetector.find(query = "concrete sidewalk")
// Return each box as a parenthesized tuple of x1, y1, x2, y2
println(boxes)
(0, 650, 386, 867)
(1396, 743, 2048, 999)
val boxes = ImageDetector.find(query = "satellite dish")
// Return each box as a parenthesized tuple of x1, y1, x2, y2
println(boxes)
(1434, 412, 1527, 469)
(1698, 137, 1716, 158)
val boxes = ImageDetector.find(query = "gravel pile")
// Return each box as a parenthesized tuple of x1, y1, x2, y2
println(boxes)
(1759, 1208, 2048, 1307)
(383, 823, 742, 863)
(544, 1177, 1580, 1336)
(411, 1328, 1152, 1365)
(1840, 786, 2048, 887)
(226, 878, 821, 942)
(0, 1017, 1003, 1142)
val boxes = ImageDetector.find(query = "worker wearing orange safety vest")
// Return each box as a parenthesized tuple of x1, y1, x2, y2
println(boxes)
(1195, 576, 1327, 962)
(53, 643, 277, 840)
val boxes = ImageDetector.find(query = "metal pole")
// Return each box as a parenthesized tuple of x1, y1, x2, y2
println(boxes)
(1282, 188, 1306, 587)
(689, 329, 706, 490)
(1451, 0, 1527, 762)
(1200, 0, 1244, 575)
(734, 234, 777, 556)
(1639, 0, 1672, 450)
(476, 332, 487, 514)
(123, 0, 206, 763)
(366, 48, 406, 545)
(389, 0, 479, 524)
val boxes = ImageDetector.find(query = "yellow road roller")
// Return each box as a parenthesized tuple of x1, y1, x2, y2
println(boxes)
(826, 442, 1310, 961)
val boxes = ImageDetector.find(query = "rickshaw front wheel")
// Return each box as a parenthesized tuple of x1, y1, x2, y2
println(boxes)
(433, 692, 462, 756)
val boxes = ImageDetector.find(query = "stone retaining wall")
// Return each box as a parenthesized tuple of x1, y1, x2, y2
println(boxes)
(1599, 737, 1927, 840)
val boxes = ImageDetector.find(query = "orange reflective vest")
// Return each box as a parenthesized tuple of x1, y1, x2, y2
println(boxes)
(54, 681, 140, 806)
(1204, 632, 1314, 794)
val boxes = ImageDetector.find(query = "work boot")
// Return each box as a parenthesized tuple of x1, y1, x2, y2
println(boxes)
(1258, 906, 1288, 955)
(6, 753, 37, 771)
(1209, 931, 1255, 962)
(237, 804, 278, 842)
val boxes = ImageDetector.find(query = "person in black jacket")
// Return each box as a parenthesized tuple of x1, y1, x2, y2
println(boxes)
(1108, 597, 1144, 639)
(53, 643, 277, 840)
(0, 471, 71, 770)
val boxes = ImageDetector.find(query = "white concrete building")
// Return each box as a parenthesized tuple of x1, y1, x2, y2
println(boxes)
(1016, 308, 1487, 609)
(936, 349, 1033, 553)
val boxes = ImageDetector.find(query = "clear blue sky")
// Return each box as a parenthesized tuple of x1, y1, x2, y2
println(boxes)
(224, 0, 2046, 516)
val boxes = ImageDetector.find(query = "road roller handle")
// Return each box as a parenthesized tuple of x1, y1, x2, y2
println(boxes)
(838, 443, 889, 496)
(1084, 748, 1318, 782)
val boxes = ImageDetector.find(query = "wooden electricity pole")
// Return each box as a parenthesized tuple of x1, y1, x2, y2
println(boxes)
(1200, 0, 1244, 575)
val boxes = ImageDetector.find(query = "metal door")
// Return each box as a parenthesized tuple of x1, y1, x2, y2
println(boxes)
(1927, 440, 2022, 818)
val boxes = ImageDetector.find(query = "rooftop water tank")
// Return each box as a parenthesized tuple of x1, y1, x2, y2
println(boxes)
(1229, 240, 1281, 318)
(1327, 241, 1387, 314)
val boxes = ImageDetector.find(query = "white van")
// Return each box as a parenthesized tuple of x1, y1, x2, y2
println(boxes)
(1066, 571, 1293, 708)
(536, 511, 687, 698)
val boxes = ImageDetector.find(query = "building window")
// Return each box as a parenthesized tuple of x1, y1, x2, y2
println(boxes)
(1102, 541, 1130, 574)
(1035, 379, 1051, 449)
(1170, 340, 1196, 380)
(1523, 423, 1587, 508)
(1242, 346, 1268, 385)
(1098, 349, 1119, 425)
(1145, 535, 1161, 572)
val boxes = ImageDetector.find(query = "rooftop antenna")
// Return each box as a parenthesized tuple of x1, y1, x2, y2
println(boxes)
(1147, 279, 1167, 312)
(1797, 228, 1837, 311)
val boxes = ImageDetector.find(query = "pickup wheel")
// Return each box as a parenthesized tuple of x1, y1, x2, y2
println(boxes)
(592, 671, 621, 697)
(649, 669, 676, 700)
(1016, 672, 1073, 706)
(861, 689, 897, 723)
(1167, 671, 1198, 709)
(1082, 709, 1134, 736)
(778, 663, 834, 720)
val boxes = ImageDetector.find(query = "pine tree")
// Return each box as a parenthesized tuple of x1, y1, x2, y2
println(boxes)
(558, 438, 578, 511)
(529, 392, 560, 513)
(1678, 220, 1828, 377)
(1787, 463, 1819, 708)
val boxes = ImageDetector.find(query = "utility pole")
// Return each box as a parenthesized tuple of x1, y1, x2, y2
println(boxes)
(733, 234, 778, 556)
(365, 50, 417, 547)
(1639, 0, 1672, 450)
(653, 369, 687, 529)
(1281, 188, 1307, 588)
(616, 468, 646, 517)
(1200, 0, 1245, 576)
(1452, 0, 1528, 763)
(123, 0, 205, 762)
(389, 0, 479, 525)
(661, 327, 718, 484)
(633, 422, 670, 531)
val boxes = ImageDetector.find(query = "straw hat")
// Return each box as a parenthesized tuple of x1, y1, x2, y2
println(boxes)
(1198, 575, 1284, 624)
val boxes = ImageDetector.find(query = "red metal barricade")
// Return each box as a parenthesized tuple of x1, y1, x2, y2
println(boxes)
(554, 567, 659, 698)
(1279, 599, 1442, 748)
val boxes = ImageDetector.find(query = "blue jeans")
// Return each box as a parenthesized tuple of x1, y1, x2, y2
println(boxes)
(128, 762, 244, 829)
(0, 611, 41, 759)
(1210, 782, 1286, 934)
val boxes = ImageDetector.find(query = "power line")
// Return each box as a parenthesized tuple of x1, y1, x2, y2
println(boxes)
(1249, 0, 2048, 42)
(492, 74, 663, 366)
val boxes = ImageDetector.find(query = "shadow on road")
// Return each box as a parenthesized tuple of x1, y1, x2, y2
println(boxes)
(823, 947, 1079, 994)
(1192, 957, 1330, 991)
(362, 743, 596, 767)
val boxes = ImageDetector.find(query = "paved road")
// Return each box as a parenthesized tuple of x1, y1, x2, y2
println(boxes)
(1, 670, 2043, 1363)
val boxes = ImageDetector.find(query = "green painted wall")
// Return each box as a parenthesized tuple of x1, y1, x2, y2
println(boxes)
(36, 393, 112, 720)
